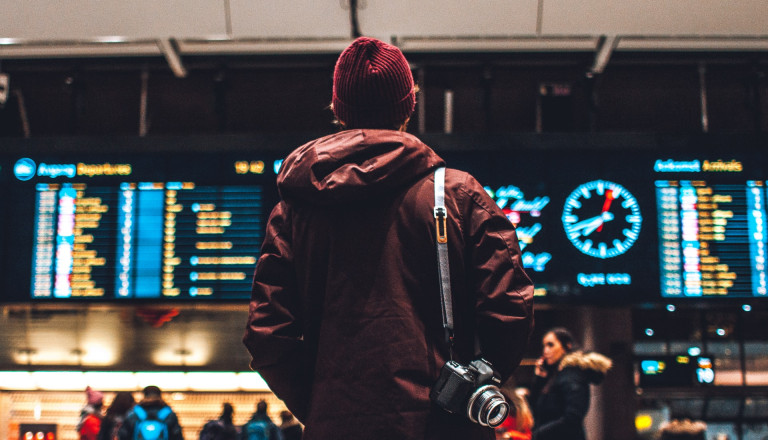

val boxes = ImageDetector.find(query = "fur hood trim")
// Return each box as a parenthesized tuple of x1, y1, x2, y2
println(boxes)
(659, 419, 707, 435)
(559, 351, 613, 374)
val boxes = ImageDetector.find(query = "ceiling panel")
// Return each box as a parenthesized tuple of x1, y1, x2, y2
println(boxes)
(541, 0, 768, 35)
(3, 0, 226, 41)
(360, 0, 540, 40)
(229, 0, 350, 39)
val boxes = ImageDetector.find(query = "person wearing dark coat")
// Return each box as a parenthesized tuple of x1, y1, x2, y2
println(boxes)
(530, 328, 612, 440)
(200, 403, 238, 440)
(98, 391, 135, 440)
(278, 411, 301, 440)
(118, 386, 183, 440)
(241, 401, 282, 440)
(243, 36, 534, 440)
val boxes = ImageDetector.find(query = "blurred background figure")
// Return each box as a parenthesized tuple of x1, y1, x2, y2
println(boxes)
(240, 400, 283, 440)
(530, 327, 612, 440)
(118, 385, 184, 440)
(496, 386, 533, 440)
(278, 411, 302, 440)
(98, 391, 136, 440)
(199, 403, 238, 440)
(658, 419, 707, 440)
(78, 386, 104, 440)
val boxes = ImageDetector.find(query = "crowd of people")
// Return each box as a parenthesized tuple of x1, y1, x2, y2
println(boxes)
(72, 329, 706, 440)
(76, 386, 301, 440)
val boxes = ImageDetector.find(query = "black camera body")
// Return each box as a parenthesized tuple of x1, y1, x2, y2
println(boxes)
(430, 358, 509, 427)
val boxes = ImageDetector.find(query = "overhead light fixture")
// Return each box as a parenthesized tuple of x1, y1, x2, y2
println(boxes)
(0, 371, 270, 392)
(397, 36, 600, 53)
(157, 38, 187, 78)
(0, 73, 9, 107)
(590, 35, 618, 75)
(616, 36, 768, 52)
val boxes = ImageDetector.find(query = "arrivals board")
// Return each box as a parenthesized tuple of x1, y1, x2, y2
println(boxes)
(446, 145, 767, 303)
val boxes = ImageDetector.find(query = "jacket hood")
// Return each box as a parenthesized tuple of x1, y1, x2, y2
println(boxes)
(659, 419, 707, 435)
(138, 396, 168, 409)
(277, 129, 445, 205)
(559, 350, 612, 384)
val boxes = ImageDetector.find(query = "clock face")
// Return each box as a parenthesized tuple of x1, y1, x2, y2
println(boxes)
(561, 180, 642, 259)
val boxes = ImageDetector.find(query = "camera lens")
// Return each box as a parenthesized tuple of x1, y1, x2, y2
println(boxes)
(466, 385, 510, 428)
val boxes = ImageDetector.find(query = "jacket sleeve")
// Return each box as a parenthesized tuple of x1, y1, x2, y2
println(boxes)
(242, 202, 309, 420)
(166, 411, 184, 440)
(270, 424, 285, 440)
(117, 412, 135, 440)
(460, 173, 535, 380)
(96, 418, 112, 440)
(80, 415, 101, 440)
(532, 369, 590, 440)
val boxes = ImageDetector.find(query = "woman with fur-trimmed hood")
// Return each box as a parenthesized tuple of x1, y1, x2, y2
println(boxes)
(530, 327, 612, 440)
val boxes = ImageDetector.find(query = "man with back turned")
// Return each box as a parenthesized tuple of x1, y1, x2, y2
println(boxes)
(243, 36, 534, 440)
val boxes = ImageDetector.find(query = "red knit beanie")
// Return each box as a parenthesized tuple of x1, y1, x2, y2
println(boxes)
(332, 37, 416, 129)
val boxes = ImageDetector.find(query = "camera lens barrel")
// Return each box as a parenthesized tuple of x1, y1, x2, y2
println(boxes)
(466, 384, 510, 428)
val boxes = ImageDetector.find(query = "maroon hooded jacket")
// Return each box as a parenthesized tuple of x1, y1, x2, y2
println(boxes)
(244, 129, 534, 440)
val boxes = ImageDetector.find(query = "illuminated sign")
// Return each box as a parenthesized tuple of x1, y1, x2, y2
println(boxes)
(8, 154, 272, 301)
(654, 159, 743, 173)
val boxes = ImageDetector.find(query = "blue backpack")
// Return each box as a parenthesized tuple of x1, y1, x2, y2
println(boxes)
(133, 406, 172, 440)
(241, 419, 269, 440)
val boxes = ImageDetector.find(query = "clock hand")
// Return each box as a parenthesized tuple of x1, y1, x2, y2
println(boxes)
(570, 215, 605, 235)
(596, 189, 614, 232)
(571, 212, 615, 237)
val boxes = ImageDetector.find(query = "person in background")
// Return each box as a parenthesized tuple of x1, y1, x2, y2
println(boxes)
(118, 385, 183, 440)
(278, 411, 301, 440)
(658, 419, 707, 440)
(241, 400, 283, 440)
(530, 327, 612, 440)
(78, 386, 104, 440)
(496, 387, 533, 440)
(242, 35, 534, 440)
(98, 391, 136, 440)
(199, 403, 238, 440)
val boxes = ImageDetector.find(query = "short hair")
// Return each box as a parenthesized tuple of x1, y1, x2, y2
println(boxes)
(143, 385, 162, 397)
(256, 400, 268, 413)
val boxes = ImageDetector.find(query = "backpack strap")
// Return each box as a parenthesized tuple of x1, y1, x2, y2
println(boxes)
(156, 407, 172, 421)
(133, 406, 147, 421)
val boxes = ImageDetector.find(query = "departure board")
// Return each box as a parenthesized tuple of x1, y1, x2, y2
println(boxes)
(1, 152, 276, 302)
(657, 180, 767, 298)
(31, 182, 263, 299)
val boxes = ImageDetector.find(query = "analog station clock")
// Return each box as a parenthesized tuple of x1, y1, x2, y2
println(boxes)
(561, 180, 642, 259)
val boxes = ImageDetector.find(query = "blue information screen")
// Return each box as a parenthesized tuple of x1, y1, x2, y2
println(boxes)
(3, 153, 276, 301)
(656, 180, 767, 298)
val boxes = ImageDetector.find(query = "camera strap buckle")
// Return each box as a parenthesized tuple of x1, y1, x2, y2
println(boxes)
(434, 207, 447, 244)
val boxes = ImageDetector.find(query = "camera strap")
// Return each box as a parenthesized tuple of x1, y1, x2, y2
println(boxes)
(433, 167, 455, 358)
